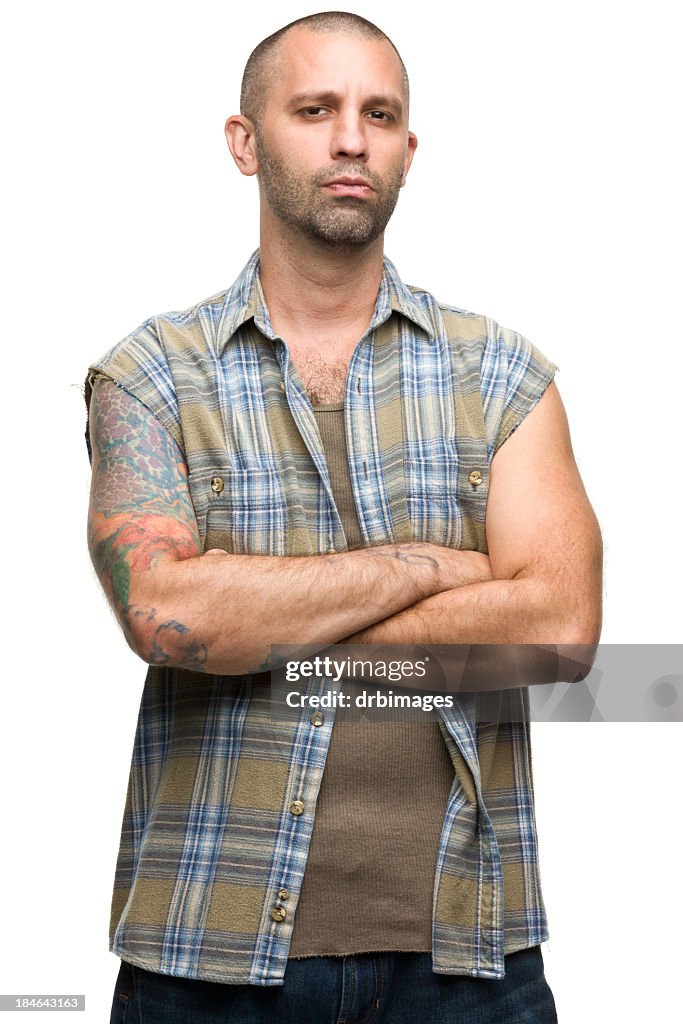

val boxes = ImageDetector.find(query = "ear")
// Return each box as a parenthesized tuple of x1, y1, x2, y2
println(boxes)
(225, 114, 259, 177)
(401, 131, 418, 187)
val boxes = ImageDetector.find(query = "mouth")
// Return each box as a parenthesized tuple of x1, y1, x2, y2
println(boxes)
(322, 177, 374, 197)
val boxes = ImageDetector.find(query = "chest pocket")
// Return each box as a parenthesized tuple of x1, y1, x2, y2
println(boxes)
(188, 465, 287, 556)
(404, 439, 489, 552)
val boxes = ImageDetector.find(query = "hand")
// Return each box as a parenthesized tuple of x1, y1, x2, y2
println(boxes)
(357, 541, 492, 597)
(422, 544, 493, 592)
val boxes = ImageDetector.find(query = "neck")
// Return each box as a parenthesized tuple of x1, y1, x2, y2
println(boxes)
(257, 215, 385, 342)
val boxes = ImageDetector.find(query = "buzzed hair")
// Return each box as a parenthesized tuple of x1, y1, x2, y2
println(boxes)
(240, 11, 410, 134)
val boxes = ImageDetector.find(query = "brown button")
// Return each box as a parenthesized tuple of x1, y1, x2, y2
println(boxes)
(210, 476, 225, 494)
(278, 888, 289, 900)
(468, 470, 483, 487)
(311, 711, 325, 727)
(271, 905, 287, 922)
(290, 800, 305, 816)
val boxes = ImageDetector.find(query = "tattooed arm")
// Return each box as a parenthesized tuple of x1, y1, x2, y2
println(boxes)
(87, 378, 206, 666)
(87, 377, 491, 674)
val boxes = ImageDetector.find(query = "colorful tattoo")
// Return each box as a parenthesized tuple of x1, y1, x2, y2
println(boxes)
(88, 378, 207, 668)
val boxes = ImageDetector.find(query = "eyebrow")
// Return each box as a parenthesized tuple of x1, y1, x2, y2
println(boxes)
(287, 90, 404, 117)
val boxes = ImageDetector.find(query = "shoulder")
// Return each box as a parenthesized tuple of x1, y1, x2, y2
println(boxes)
(404, 280, 534, 353)
(403, 279, 556, 375)
(402, 278, 559, 458)
(89, 285, 231, 376)
(84, 287, 228, 454)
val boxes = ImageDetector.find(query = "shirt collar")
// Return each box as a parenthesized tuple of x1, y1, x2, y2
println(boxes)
(215, 248, 436, 355)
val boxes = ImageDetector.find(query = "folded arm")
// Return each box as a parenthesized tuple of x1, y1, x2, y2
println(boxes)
(344, 381, 603, 686)
(87, 378, 492, 675)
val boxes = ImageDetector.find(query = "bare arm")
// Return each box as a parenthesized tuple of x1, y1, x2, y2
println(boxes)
(87, 378, 492, 675)
(344, 382, 603, 685)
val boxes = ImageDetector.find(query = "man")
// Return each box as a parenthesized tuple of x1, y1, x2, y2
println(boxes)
(86, 11, 602, 1023)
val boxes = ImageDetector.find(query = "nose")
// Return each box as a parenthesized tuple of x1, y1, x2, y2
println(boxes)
(330, 110, 369, 162)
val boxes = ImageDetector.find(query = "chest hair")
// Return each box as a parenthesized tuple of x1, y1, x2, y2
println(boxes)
(293, 351, 350, 406)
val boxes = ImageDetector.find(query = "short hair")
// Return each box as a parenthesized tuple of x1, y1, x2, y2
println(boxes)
(240, 11, 410, 134)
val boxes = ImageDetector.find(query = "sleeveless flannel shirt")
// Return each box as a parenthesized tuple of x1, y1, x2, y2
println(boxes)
(85, 249, 558, 986)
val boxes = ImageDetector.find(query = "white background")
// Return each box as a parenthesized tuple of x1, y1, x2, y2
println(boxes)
(2, 0, 681, 1020)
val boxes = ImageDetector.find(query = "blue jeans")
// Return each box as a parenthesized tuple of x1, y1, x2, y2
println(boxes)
(110, 947, 558, 1023)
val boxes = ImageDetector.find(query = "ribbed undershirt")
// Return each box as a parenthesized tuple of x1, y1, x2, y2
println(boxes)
(287, 401, 456, 958)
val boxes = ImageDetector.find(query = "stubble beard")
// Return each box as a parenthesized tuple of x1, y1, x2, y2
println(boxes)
(254, 136, 405, 249)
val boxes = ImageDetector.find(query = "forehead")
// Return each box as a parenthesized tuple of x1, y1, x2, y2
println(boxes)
(271, 28, 406, 107)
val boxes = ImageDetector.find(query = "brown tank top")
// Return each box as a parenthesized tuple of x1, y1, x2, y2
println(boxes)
(287, 402, 456, 958)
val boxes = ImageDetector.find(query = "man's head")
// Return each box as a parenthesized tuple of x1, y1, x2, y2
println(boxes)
(225, 12, 417, 250)
(240, 12, 410, 140)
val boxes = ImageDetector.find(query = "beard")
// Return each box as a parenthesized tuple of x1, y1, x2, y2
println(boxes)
(254, 137, 405, 248)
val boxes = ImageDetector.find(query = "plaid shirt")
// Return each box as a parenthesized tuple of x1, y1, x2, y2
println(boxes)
(85, 250, 558, 986)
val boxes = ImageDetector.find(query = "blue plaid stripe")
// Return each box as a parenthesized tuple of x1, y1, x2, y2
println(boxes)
(87, 250, 558, 985)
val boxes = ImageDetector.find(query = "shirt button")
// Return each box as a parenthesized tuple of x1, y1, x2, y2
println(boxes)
(210, 476, 225, 494)
(278, 888, 289, 900)
(290, 800, 305, 816)
(280, 381, 286, 391)
(468, 470, 483, 487)
(311, 711, 325, 726)
(271, 905, 287, 922)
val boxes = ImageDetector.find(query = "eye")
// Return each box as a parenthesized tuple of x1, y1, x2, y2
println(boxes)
(302, 106, 328, 117)
(367, 110, 392, 121)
